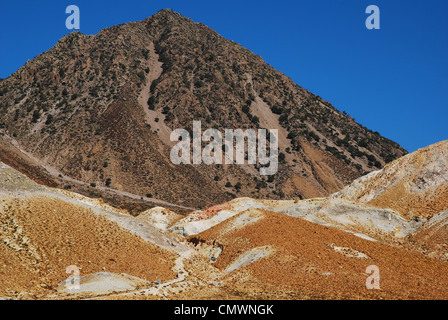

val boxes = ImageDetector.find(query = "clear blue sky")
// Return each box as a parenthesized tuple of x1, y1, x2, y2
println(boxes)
(1, 0, 447, 152)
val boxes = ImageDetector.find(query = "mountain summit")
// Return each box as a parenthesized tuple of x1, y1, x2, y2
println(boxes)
(0, 9, 406, 209)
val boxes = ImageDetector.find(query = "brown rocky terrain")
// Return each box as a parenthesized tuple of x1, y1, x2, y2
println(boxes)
(0, 140, 446, 300)
(186, 209, 448, 299)
(0, 9, 407, 210)
(3, 179, 448, 300)
(171, 140, 448, 299)
(1, 9, 446, 301)
(0, 163, 176, 299)
(333, 140, 448, 220)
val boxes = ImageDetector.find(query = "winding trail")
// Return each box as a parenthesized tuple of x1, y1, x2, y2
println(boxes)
(118, 252, 193, 298)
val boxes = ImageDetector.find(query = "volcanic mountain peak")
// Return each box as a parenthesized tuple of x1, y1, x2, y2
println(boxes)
(0, 9, 406, 209)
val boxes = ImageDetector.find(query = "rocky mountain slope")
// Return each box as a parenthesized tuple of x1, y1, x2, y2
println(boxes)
(185, 208, 448, 299)
(0, 162, 178, 298)
(173, 140, 447, 241)
(0, 9, 406, 209)
(332, 140, 448, 220)
(1, 140, 445, 300)
(168, 140, 448, 298)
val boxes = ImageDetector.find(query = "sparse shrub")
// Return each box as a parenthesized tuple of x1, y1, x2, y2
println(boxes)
(150, 78, 160, 94)
(89, 87, 99, 98)
(142, 49, 149, 60)
(359, 139, 368, 148)
(271, 105, 283, 115)
(194, 79, 204, 88)
(279, 152, 286, 162)
(137, 71, 146, 82)
(45, 114, 53, 125)
(367, 154, 377, 162)
(251, 115, 260, 126)
(31, 110, 40, 123)
(162, 106, 170, 114)
(147, 96, 156, 110)
(165, 112, 174, 122)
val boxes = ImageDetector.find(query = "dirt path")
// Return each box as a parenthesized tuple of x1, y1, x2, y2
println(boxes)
(118, 253, 192, 298)
(2, 134, 196, 211)
(1, 161, 199, 300)
(83, 250, 197, 300)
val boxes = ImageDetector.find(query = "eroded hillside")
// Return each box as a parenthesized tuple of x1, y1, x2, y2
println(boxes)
(0, 9, 407, 209)
(0, 140, 447, 299)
